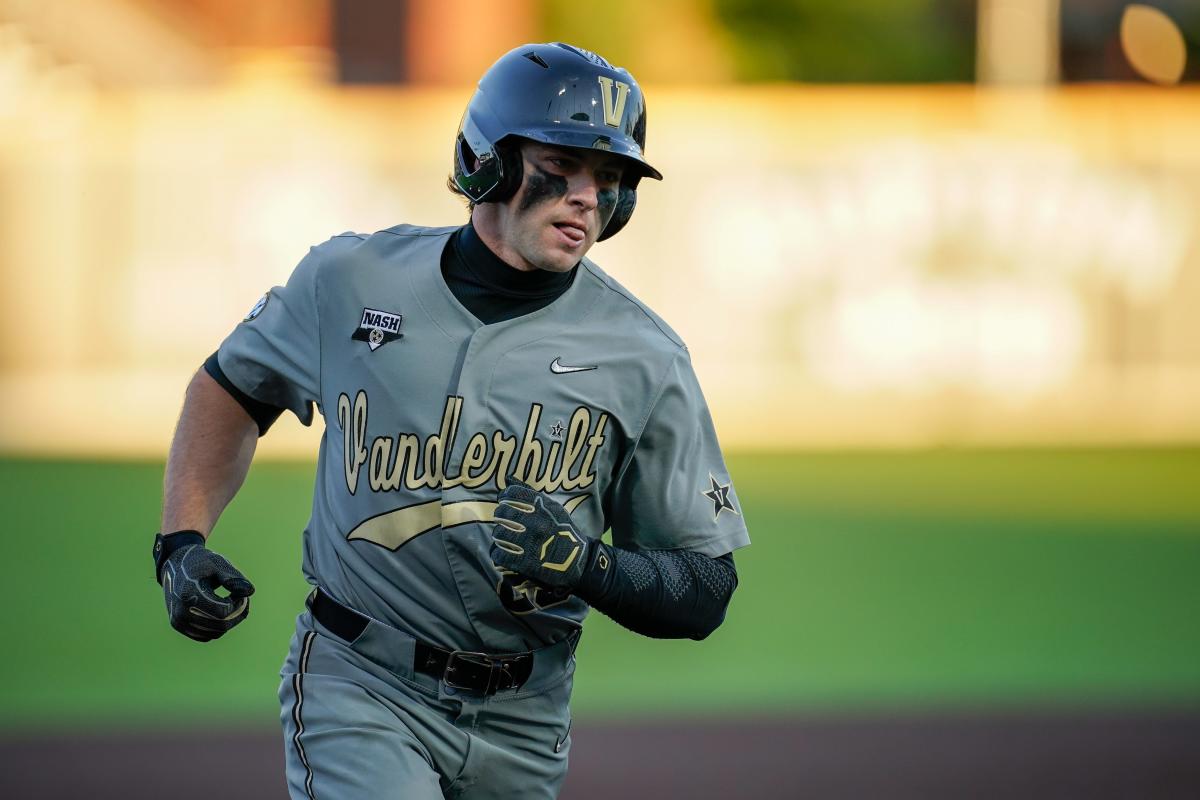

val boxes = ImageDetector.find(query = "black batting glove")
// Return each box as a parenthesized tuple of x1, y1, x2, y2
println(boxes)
(491, 480, 592, 592)
(153, 531, 255, 642)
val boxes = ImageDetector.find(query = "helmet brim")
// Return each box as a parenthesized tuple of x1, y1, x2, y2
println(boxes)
(509, 129, 663, 181)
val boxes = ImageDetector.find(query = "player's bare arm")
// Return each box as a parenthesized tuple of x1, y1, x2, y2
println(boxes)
(154, 367, 259, 642)
(161, 368, 259, 535)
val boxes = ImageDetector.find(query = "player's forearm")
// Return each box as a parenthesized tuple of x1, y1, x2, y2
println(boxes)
(161, 369, 260, 536)
(574, 546, 738, 641)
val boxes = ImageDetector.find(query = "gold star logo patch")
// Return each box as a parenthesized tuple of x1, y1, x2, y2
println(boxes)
(701, 474, 738, 520)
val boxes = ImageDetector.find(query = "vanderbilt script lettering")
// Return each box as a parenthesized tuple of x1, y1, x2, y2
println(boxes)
(337, 391, 608, 496)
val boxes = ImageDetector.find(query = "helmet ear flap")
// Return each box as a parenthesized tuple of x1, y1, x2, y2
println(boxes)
(453, 131, 499, 203)
(598, 182, 637, 241)
(456, 137, 524, 204)
(486, 141, 525, 203)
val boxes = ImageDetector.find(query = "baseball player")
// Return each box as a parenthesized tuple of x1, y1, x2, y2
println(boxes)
(153, 42, 749, 799)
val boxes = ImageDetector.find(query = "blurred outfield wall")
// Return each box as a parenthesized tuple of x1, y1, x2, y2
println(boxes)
(2, 71, 1199, 456)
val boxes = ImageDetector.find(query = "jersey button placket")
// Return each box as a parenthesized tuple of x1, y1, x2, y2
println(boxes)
(445, 329, 491, 503)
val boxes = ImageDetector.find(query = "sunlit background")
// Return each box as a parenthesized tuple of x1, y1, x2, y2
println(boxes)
(2, 1, 1199, 798)
(3, 0, 1200, 454)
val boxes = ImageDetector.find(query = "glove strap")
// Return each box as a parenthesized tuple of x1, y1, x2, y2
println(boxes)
(153, 530, 205, 584)
(574, 540, 617, 603)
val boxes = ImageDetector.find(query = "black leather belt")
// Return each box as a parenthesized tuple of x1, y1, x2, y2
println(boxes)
(311, 588, 534, 695)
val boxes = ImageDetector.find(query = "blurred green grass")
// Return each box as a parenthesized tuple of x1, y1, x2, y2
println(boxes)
(1, 449, 1198, 731)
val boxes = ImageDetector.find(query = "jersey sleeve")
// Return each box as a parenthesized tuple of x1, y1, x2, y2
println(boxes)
(608, 348, 750, 557)
(215, 243, 324, 426)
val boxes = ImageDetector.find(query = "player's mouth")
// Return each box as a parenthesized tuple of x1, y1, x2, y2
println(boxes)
(552, 220, 588, 248)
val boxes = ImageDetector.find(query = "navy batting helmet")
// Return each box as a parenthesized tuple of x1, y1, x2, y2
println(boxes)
(453, 42, 663, 241)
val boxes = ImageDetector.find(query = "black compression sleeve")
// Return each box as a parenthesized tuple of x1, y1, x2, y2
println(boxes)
(574, 545, 738, 641)
(202, 352, 284, 436)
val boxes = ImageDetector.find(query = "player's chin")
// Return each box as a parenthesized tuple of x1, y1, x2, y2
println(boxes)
(539, 229, 593, 270)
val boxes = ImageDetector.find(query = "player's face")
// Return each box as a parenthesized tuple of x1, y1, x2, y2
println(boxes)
(497, 142, 625, 272)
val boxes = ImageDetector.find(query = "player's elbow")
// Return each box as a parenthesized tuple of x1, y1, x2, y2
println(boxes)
(687, 615, 724, 641)
(693, 554, 740, 639)
(688, 573, 739, 641)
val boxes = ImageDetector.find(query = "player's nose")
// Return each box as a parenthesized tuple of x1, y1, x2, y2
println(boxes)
(566, 171, 601, 212)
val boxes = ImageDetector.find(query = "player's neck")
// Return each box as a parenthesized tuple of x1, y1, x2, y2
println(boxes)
(456, 222, 572, 295)
(469, 208, 538, 272)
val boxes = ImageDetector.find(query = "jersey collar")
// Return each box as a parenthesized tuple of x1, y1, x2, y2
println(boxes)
(409, 226, 603, 343)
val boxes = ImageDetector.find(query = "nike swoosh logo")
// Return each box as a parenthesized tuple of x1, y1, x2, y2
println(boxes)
(555, 719, 572, 752)
(550, 358, 597, 374)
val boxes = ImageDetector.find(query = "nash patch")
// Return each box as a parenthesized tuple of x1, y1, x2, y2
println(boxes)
(352, 307, 403, 351)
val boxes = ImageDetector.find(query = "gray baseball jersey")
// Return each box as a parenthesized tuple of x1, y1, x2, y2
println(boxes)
(218, 224, 750, 653)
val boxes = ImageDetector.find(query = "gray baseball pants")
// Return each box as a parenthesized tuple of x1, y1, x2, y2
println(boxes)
(278, 593, 575, 799)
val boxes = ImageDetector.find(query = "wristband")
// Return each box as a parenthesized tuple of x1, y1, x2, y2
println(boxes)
(153, 530, 206, 584)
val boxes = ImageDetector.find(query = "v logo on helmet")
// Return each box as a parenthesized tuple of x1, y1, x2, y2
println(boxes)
(597, 76, 630, 127)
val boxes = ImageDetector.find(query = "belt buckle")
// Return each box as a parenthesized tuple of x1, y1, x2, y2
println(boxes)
(444, 650, 522, 695)
(444, 650, 495, 694)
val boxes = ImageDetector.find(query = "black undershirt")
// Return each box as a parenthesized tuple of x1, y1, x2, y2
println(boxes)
(205, 222, 738, 641)
(440, 221, 576, 324)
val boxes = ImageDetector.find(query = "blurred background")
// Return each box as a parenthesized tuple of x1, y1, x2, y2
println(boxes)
(1, 0, 1199, 797)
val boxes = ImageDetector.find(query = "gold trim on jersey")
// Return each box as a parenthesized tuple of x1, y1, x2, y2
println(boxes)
(346, 495, 591, 551)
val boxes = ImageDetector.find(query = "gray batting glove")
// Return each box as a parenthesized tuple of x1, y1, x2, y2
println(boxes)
(490, 480, 591, 592)
(153, 531, 255, 642)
